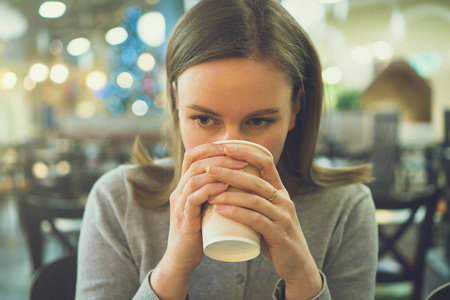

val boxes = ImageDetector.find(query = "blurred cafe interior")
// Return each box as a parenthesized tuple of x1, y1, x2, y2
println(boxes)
(1, 0, 450, 299)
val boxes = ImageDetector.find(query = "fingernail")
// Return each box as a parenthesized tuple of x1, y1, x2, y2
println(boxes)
(216, 145, 225, 151)
(217, 183, 228, 189)
(206, 166, 218, 174)
(216, 204, 226, 211)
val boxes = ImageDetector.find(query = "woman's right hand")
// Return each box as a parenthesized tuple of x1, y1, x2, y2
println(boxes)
(150, 143, 248, 299)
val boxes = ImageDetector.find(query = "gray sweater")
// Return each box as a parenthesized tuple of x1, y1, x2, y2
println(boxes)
(76, 164, 378, 299)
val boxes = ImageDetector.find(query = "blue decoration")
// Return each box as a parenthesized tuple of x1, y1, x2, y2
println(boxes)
(100, 4, 163, 115)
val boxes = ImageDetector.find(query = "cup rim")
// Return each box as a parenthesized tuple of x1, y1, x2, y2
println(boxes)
(213, 140, 273, 159)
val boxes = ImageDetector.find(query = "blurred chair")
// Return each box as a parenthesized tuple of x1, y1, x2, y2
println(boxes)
(18, 193, 84, 270)
(369, 112, 400, 194)
(425, 282, 450, 300)
(30, 250, 77, 300)
(374, 186, 441, 300)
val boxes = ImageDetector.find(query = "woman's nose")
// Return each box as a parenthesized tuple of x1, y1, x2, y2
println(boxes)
(220, 127, 243, 141)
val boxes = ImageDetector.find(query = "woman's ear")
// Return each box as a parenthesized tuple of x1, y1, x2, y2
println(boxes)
(288, 89, 302, 131)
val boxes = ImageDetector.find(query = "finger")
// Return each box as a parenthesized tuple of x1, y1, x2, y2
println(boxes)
(179, 155, 248, 189)
(206, 166, 277, 201)
(208, 191, 283, 221)
(223, 146, 282, 186)
(214, 204, 278, 240)
(181, 143, 226, 175)
(173, 173, 218, 213)
(184, 182, 229, 220)
(182, 172, 226, 199)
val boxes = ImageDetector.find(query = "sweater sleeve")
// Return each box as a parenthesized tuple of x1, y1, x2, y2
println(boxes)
(75, 167, 161, 300)
(272, 271, 331, 300)
(321, 184, 378, 299)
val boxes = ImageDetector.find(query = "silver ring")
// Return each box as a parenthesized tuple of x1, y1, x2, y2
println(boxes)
(267, 188, 277, 201)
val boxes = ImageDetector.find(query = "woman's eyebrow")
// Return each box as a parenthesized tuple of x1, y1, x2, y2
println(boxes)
(245, 109, 280, 118)
(186, 104, 221, 116)
(186, 105, 280, 118)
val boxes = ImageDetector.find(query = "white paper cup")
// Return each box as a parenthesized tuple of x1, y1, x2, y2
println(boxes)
(202, 140, 273, 262)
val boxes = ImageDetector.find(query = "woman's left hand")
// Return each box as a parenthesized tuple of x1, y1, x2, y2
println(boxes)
(206, 146, 322, 300)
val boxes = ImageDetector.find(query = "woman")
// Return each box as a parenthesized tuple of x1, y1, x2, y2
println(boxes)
(76, 0, 378, 299)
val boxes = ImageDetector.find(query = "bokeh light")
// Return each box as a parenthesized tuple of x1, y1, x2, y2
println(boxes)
(32, 162, 49, 179)
(67, 37, 91, 56)
(48, 39, 63, 55)
(153, 93, 166, 109)
(23, 76, 36, 91)
(2, 72, 17, 89)
(132, 99, 149, 116)
(117, 72, 134, 88)
(373, 41, 393, 61)
(56, 160, 71, 175)
(105, 27, 128, 45)
(86, 71, 107, 90)
(75, 100, 97, 119)
(322, 66, 342, 85)
(137, 53, 156, 71)
(50, 64, 69, 83)
(29, 63, 49, 82)
(137, 12, 165, 47)
(39, 1, 66, 18)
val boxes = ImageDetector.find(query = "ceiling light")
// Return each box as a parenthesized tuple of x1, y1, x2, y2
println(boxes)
(39, 1, 66, 18)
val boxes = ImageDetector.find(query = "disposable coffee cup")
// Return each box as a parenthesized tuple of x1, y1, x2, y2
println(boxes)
(202, 140, 273, 262)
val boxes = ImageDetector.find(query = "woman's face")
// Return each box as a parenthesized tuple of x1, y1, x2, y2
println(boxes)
(176, 58, 299, 164)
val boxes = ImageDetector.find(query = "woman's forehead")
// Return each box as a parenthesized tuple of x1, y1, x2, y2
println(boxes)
(176, 58, 293, 101)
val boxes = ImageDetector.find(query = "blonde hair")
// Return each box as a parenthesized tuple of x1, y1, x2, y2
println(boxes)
(128, 0, 372, 210)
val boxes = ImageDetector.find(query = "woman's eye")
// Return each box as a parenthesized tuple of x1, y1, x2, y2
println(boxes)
(249, 118, 268, 126)
(192, 116, 212, 126)
(198, 116, 210, 125)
